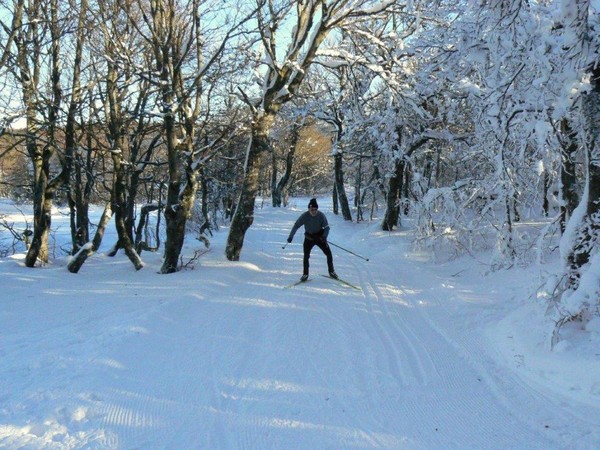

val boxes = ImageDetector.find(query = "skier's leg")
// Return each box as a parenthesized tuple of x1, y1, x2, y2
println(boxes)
(317, 240, 335, 273)
(303, 239, 315, 275)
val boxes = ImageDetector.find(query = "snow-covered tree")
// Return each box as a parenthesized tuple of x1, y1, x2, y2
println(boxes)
(127, 0, 256, 273)
(543, 0, 600, 345)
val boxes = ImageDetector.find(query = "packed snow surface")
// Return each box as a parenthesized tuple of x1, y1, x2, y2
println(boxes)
(1, 198, 599, 449)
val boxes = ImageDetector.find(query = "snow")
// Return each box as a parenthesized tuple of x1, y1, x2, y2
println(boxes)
(1, 197, 599, 449)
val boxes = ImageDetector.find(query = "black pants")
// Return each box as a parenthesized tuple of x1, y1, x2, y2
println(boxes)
(303, 238, 334, 275)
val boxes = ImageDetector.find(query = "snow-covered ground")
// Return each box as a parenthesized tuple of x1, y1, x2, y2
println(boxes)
(1, 197, 599, 449)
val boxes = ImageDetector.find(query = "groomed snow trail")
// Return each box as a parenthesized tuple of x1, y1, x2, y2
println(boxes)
(1, 204, 598, 449)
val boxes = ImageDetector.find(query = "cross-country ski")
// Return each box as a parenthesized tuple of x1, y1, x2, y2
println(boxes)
(320, 274, 361, 290)
(283, 278, 311, 289)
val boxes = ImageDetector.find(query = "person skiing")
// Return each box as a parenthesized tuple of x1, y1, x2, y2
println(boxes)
(287, 198, 338, 282)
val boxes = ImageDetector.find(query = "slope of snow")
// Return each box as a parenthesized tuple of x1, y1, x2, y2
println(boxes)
(0, 198, 598, 449)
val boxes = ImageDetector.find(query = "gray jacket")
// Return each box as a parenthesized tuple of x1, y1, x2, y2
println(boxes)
(288, 211, 330, 242)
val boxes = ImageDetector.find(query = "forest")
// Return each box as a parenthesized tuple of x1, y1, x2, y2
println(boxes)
(0, 0, 599, 346)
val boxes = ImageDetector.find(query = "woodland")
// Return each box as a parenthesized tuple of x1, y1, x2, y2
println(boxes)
(0, 0, 599, 345)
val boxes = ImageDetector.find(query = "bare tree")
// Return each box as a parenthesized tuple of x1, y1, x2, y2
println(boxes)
(1, 0, 101, 265)
(127, 0, 256, 273)
(91, 0, 145, 269)
(10, 0, 43, 264)
(5, 0, 66, 266)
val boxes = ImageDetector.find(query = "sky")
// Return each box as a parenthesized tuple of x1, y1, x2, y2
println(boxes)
(0, 197, 599, 449)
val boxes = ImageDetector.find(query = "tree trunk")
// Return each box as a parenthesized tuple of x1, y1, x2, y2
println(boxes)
(559, 118, 580, 233)
(382, 157, 405, 231)
(270, 148, 279, 206)
(567, 64, 600, 288)
(402, 160, 412, 215)
(113, 164, 144, 270)
(63, 0, 88, 254)
(69, 131, 93, 253)
(382, 137, 430, 231)
(19, 1, 48, 267)
(159, 54, 200, 273)
(542, 168, 551, 217)
(198, 167, 212, 236)
(333, 152, 352, 220)
(355, 151, 363, 221)
(332, 185, 339, 215)
(226, 113, 274, 260)
(567, 159, 600, 288)
(272, 124, 298, 207)
(161, 173, 198, 273)
(107, 59, 143, 271)
(25, 140, 51, 266)
(67, 203, 113, 273)
(159, 85, 183, 273)
(135, 204, 159, 252)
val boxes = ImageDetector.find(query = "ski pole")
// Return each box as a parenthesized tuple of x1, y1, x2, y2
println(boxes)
(282, 242, 289, 250)
(328, 241, 370, 261)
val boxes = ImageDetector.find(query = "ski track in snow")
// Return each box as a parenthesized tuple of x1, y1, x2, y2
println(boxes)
(324, 257, 547, 449)
(358, 254, 598, 449)
(1, 204, 599, 449)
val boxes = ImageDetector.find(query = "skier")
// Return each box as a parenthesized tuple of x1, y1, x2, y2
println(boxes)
(287, 198, 338, 282)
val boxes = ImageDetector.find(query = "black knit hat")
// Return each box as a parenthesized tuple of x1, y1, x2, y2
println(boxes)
(308, 198, 319, 209)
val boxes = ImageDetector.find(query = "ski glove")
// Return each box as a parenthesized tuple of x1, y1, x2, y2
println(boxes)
(287, 237, 292, 243)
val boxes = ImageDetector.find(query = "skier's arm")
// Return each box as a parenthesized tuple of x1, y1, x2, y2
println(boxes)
(321, 214, 330, 240)
(287, 214, 305, 242)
